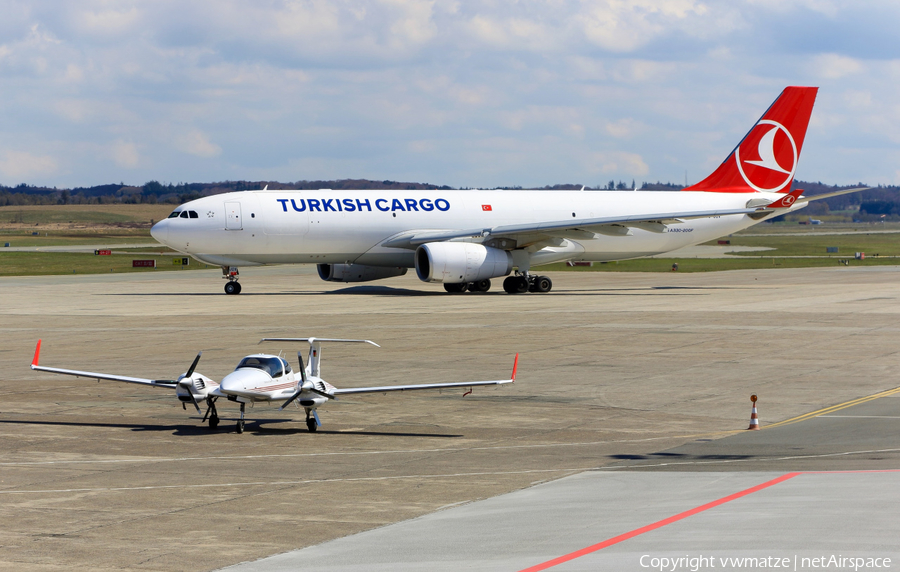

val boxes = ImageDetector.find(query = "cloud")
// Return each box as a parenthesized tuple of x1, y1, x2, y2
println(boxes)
(112, 141, 139, 168)
(175, 131, 222, 158)
(0, 150, 58, 179)
(813, 53, 863, 79)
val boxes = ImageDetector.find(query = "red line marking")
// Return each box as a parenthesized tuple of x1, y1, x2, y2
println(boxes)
(518, 472, 801, 572)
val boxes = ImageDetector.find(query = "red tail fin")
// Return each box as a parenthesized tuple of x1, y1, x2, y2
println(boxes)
(32, 339, 42, 367)
(684, 86, 818, 193)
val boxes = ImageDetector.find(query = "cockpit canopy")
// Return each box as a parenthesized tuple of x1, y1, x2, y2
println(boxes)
(168, 210, 199, 219)
(236, 356, 293, 378)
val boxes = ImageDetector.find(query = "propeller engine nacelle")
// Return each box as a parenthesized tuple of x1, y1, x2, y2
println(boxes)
(415, 242, 513, 284)
(317, 263, 408, 283)
(175, 374, 214, 403)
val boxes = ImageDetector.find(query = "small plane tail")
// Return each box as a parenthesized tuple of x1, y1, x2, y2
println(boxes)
(684, 86, 818, 194)
(32, 339, 42, 368)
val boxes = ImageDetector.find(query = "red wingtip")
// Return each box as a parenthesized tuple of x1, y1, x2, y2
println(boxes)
(511, 353, 519, 382)
(32, 339, 42, 367)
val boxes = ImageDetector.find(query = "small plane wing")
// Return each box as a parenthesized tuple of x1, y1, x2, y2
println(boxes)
(333, 353, 518, 395)
(29, 340, 177, 387)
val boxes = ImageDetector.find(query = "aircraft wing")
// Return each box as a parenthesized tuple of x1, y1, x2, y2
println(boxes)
(333, 354, 518, 395)
(801, 187, 870, 202)
(381, 207, 760, 248)
(29, 340, 177, 387)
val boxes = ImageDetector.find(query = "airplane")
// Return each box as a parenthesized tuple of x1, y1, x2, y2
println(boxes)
(149, 86, 867, 295)
(29, 338, 518, 434)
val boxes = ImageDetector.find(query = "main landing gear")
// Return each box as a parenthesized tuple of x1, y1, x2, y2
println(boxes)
(222, 266, 242, 295)
(203, 396, 220, 430)
(503, 274, 552, 294)
(305, 408, 318, 432)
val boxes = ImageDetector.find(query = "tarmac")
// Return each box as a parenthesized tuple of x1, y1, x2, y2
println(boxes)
(1, 264, 898, 571)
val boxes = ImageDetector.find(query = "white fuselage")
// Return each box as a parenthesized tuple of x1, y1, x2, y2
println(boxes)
(150, 189, 794, 269)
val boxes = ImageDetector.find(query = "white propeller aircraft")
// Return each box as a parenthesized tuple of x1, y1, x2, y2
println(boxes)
(149, 86, 866, 295)
(30, 338, 517, 434)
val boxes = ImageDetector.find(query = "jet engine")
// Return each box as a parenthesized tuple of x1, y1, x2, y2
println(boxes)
(415, 242, 513, 284)
(317, 263, 407, 283)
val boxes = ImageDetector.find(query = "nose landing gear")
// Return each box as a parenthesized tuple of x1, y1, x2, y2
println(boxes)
(222, 266, 242, 295)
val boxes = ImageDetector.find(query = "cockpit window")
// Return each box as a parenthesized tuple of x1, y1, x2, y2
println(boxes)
(168, 211, 181, 218)
(189, 210, 199, 219)
(179, 211, 189, 218)
(236, 356, 285, 378)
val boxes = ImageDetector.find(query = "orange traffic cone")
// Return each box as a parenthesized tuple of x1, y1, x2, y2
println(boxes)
(747, 394, 760, 430)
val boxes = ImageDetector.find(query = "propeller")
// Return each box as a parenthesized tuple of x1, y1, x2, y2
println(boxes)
(280, 351, 334, 411)
(177, 351, 203, 414)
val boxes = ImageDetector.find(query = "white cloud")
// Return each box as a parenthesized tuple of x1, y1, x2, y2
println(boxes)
(813, 53, 863, 79)
(0, 150, 58, 179)
(112, 141, 139, 168)
(176, 131, 222, 158)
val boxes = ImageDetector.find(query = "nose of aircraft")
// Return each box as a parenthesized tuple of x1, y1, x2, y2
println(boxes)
(150, 219, 168, 244)
(220, 369, 268, 396)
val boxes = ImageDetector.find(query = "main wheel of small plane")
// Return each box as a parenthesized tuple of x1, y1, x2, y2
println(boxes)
(236, 419, 245, 434)
(209, 415, 219, 430)
(470, 279, 491, 292)
(224, 282, 240, 295)
(534, 275, 552, 293)
(443, 282, 467, 293)
(306, 418, 318, 432)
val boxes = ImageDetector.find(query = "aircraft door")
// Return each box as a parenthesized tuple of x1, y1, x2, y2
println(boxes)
(225, 202, 242, 230)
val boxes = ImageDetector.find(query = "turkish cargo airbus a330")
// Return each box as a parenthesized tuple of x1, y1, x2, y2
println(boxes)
(150, 86, 862, 295)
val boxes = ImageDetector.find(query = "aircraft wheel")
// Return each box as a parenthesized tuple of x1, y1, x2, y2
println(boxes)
(234, 282, 242, 294)
(504, 276, 529, 294)
(236, 419, 245, 434)
(209, 415, 219, 430)
(534, 276, 552, 293)
(306, 418, 318, 432)
(224, 282, 240, 295)
(443, 282, 467, 293)
(470, 279, 491, 292)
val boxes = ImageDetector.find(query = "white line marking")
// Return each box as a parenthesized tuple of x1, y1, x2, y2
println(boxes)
(0, 435, 704, 467)
(0, 468, 594, 496)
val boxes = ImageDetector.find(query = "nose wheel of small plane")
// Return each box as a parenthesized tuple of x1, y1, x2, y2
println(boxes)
(236, 402, 246, 434)
(306, 417, 318, 432)
(209, 414, 219, 430)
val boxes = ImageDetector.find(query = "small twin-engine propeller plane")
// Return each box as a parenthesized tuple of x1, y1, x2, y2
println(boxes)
(30, 338, 517, 434)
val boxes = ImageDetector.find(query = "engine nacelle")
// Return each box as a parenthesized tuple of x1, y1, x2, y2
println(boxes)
(317, 263, 407, 283)
(415, 242, 513, 284)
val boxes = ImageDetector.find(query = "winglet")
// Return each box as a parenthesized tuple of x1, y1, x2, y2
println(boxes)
(765, 188, 803, 209)
(511, 353, 519, 383)
(32, 339, 42, 368)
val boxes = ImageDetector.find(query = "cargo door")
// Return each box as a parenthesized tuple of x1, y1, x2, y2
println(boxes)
(225, 202, 242, 230)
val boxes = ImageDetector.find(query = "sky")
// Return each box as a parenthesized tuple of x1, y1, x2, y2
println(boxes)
(1, 0, 899, 189)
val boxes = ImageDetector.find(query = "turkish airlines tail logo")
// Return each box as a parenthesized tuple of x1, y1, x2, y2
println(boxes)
(684, 86, 817, 194)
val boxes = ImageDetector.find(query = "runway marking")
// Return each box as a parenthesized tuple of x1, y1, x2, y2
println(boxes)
(0, 467, 596, 496)
(599, 446, 900, 470)
(819, 415, 900, 419)
(762, 385, 900, 430)
(519, 472, 802, 572)
(0, 433, 737, 467)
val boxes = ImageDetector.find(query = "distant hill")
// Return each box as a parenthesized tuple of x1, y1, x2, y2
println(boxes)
(2, 178, 898, 220)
